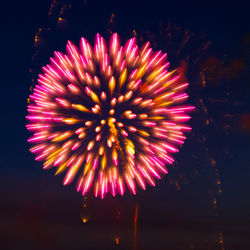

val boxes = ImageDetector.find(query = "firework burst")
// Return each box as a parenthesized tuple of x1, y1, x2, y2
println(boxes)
(26, 33, 194, 198)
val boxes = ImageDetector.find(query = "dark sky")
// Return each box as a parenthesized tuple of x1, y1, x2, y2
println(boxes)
(1, 0, 250, 249)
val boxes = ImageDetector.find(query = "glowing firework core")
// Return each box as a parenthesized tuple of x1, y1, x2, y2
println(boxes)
(26, 33, 194, 198)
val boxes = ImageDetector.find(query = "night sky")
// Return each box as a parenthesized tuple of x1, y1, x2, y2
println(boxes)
(1, 0, 250, 249)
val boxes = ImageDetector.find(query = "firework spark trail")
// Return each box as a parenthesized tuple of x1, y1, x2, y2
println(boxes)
(26, 33, 194, 198)
(134, 204, 138, 250)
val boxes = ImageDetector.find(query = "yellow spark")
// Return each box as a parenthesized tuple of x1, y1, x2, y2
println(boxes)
(87, 141, 95, 151)
(83, 160, 92, 175)
(43, 157, 55, 168)
(138, 130, 150, 137)
(108, 117, 116, 126)
(47, 148, 62, 160)
(78, 132, 86, 139)
(65, 156, 84, 183)
(72, 104, 89, 112)
(147, 67, 163, 82)
(95, 126, 101, 132)
(115, 236, 119, 245)
(99, 146, 104, 155)
(126, 139, 135, 155)
(52, 131, 72, 142)
(55, 160, 69, 175)
(154, 91, 174, 102)
(163, 73, 178, 87)
(101, 153, 107, 169)
(82, 217, 88, 223)
(127, 145, 135, 155)
(109, 76, 116, 96)
(85, 121, 93, 126)
(124, 91, 133, 101)
(127, 80, 135, 89)
(138, 113, 148, 119)
(90, 91, 100, 104)
(119, 68, 127, 89)
(148, 116, 165, 120)
(63, 118, 81, 124)
(118, 95, 124, 103)
(136, 63, 147, 80)
(155, 101, 173, 107)
(109, 109, 115, 115)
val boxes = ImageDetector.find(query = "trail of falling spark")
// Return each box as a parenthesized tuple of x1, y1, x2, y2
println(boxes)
(133, 203, 138, 250)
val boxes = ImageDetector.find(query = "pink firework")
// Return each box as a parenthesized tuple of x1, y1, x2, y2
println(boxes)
(26, 33, 194, 198)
